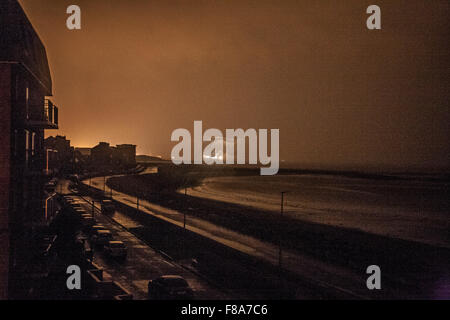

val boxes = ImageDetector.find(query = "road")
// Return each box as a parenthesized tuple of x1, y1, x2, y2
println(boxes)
(58, 179, 228, 300)
(83, 174, 373, 299)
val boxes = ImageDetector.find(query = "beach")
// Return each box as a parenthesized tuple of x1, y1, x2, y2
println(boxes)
(185, 173, 450, 248)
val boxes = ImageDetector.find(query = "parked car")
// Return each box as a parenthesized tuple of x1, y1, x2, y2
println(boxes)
(68, 174, 79, 183)
(44, 181, 56, 192)
(64, 197, 84, 207)
(70, 200, 85, 206)
(81, 213, 94, 220)
(63, 196, 77, 206)
(63, 195, 75, 202)
(81, 215, 96, 229)
(148, 275, 194, 300)
(89, 224, 107, 235)
(104, 241, 127, 259)
(73, 207, 87, 214)
(101, 199, 115, 214)
(91, 229, 113, 247)
(77, 236, 93, 261)
(70, 203, 85, 212)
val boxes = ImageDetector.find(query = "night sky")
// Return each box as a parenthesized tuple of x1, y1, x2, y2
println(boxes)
(18, 0, 450, 170)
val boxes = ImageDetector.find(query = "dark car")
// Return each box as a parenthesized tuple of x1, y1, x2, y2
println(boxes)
(148, 275, 194, 300)
(104, 240, 127, 260)
(68, 174, 79, 183)
(81, 214, 96, 230)
(44, 180, 56, 192)
(91, 229, 113, 247)
(89, 224, 107, 236)
(73, 207, 87, 216)
(101, 199, 115, 214)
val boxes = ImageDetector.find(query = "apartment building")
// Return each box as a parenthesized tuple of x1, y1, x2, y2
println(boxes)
(0, 0, 60, 298)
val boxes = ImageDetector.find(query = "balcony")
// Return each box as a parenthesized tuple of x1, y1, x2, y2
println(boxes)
(27, 99, 59, 129)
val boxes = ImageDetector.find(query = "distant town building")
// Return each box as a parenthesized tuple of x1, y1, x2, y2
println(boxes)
(113, 144, 137, 168)
(0, 0, 60, 299)
(73, 147, 91, 172)
(91, 142, 113, 168)
(75, 147, 92, 158)
(44, 135, 74, 174)
(91, 142, 136, 170)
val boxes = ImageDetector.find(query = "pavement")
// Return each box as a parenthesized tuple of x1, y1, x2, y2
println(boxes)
(57, 179, 228, 300)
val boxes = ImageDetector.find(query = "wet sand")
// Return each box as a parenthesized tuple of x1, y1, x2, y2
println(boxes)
(106, 166, 450, 298)
(187, 174, 450, 248)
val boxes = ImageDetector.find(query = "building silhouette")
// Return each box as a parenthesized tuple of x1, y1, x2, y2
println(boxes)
(0, 0, 60, 299)
(91, 142, 113, 169)
(75, 147, 91, 158)
(91, 142, 136, 170)
(113, 144, 137, 168)
(44, 135, 74, 174)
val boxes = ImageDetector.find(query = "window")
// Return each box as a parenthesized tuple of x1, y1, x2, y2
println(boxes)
(13, 129, 18, 158)
(25, 86, 29, 120)
(15, 75, 19, 101)
(31, 132, 35, 157)
(25, 130, 30, 167)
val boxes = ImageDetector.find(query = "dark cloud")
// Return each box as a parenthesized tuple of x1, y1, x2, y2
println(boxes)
(19, 0, 450, 169)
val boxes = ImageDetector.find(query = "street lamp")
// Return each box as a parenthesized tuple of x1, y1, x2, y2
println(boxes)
(280, 191, 288, 216)
(279, 191, 289, 269)
(184, 187, 187, 229)
(45, 148, 58, 175)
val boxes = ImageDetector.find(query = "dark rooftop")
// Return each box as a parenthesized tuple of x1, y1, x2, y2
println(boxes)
(0, 0, 52, 95)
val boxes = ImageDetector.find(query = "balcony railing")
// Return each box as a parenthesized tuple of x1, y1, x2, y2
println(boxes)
(44, 99, 58, 129)
(27, 99, 59, 129)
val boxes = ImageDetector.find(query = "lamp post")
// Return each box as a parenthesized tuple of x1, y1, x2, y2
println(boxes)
(280, 191, 287, 216)
(184, 187, 187, 229)
(279, 191, 288, 269)
(45, 148, 58, 175)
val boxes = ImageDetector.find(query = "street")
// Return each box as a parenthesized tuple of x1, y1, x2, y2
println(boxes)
(59, 180, 228, 300)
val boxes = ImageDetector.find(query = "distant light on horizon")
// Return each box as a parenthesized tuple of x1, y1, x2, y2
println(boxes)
(27, 0, 450, 170)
